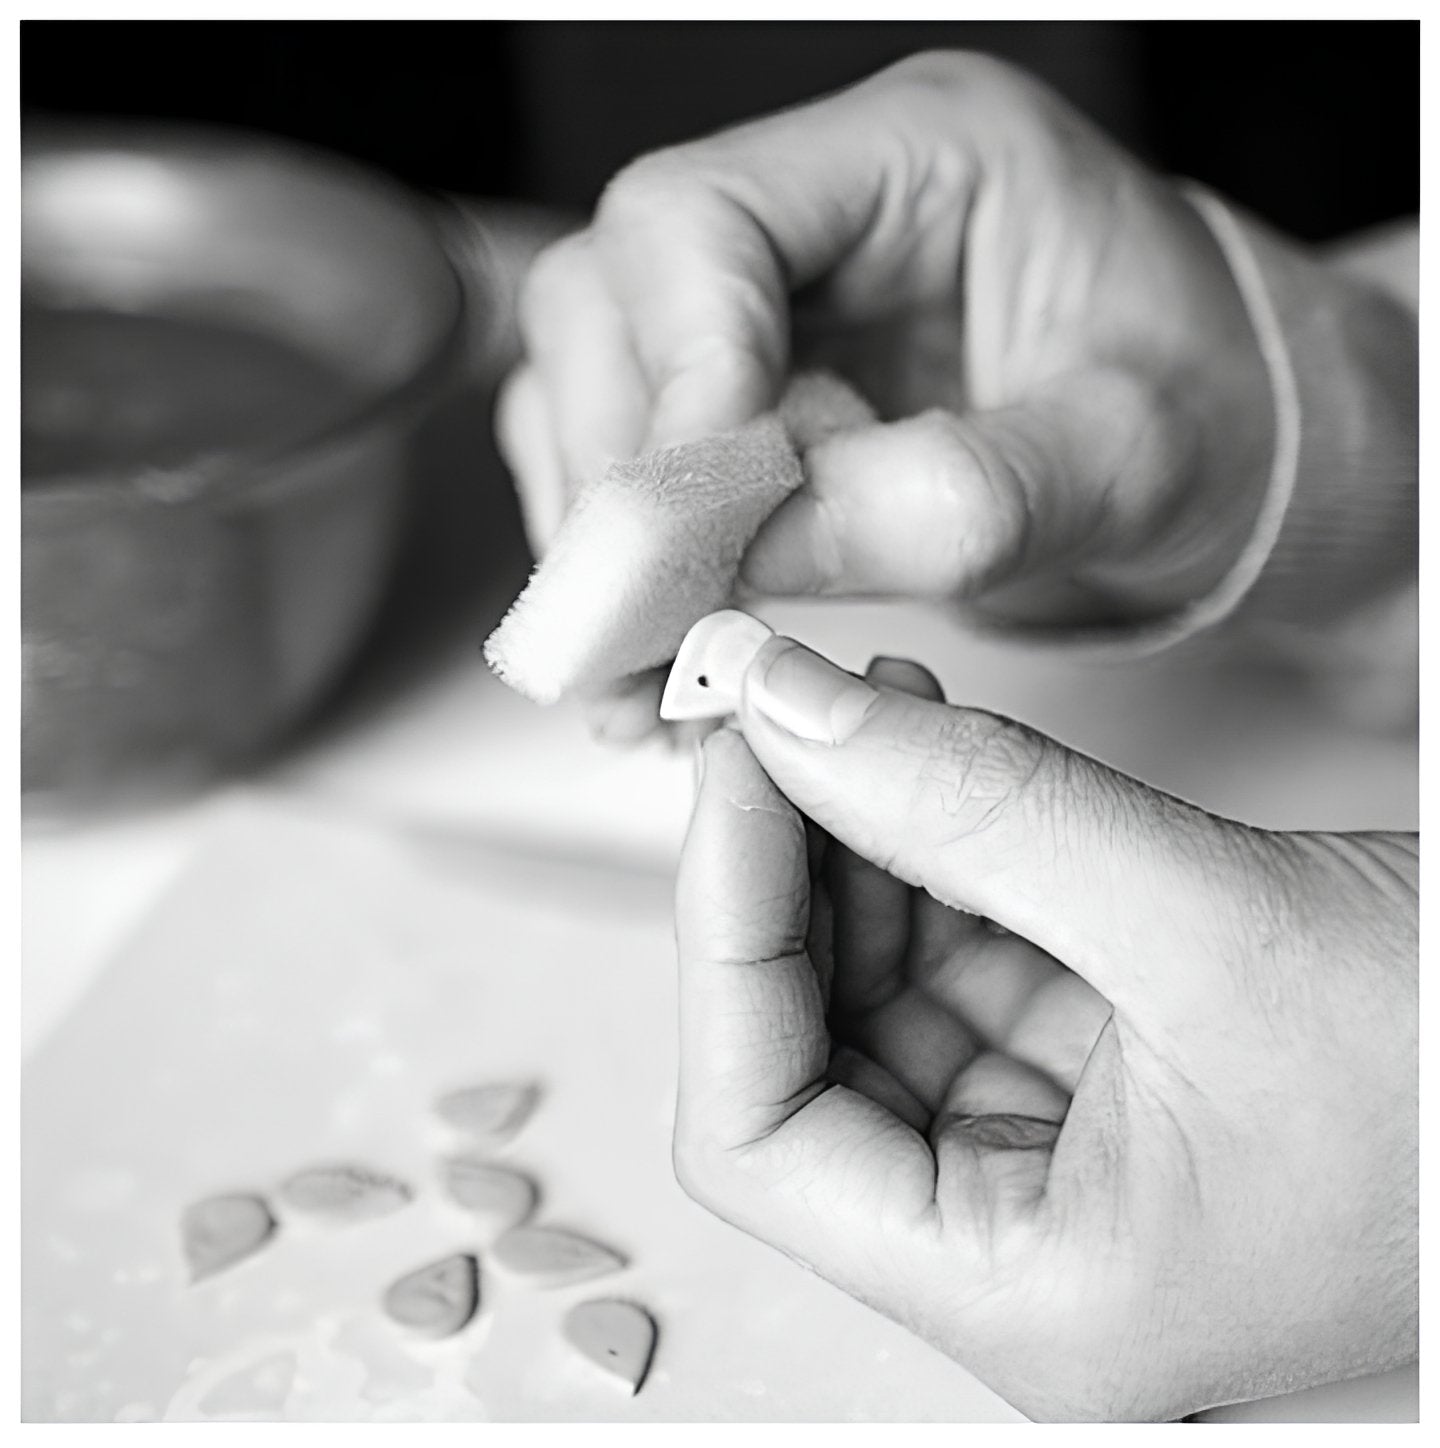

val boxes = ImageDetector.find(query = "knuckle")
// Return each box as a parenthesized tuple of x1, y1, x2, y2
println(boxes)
(872, 49, 1051, 132)
(596, 146, 700, 230)
(880, 48, 1025, 99)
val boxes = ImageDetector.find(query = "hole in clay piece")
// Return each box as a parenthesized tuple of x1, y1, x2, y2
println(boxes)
(697, 675, 709, 687)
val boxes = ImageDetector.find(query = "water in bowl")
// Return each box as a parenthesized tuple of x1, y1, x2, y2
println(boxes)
(22, 306, 362, 486)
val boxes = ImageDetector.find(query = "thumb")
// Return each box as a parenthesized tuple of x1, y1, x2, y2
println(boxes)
(716, 631, 1247, 1025)
(740, 369, 1194, 605)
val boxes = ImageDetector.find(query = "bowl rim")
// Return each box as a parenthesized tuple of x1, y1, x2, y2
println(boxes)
(21, 116, 471, 513)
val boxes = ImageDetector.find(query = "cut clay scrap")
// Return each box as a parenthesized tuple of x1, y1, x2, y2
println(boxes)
(382, 1253, 480, 1338)
(440, 1159, 537, 1240)
(278, 1164, 412, 1222)
(489, 1226, 624, 1288)
(181, 1193, 277, 1282)
(563, 1299, 658, 1395)
(434, 1082, 539, 1145)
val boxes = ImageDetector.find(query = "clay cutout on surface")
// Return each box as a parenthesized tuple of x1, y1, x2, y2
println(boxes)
(562, 1299, 657, 1395)
(181, 1193, 277, 1282)
(440, 1158, 537, 1240)
(381, 1253, 480, 1338)
(277, 1164, 412, 1222)
(489, 1226, 624, 1287)
(433, 1082, 539, 1144)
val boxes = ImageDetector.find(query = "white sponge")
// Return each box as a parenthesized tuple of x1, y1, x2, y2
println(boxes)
(484, 372, 873, 705)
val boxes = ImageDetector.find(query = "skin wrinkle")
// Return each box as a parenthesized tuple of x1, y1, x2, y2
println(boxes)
(707, 170, 817, 325)
(1045, 1018, 1127, 1206)
(845, 126, 973, 314)
(733, 970, 820, 1049)
(727, 798, 798, 821)
(917, 712, 1054, 867)
(695, 943, 810, 971)
(1309, 830, 1420, 907)
(756, 1089, 897, 1189)
(945, 1112, 1061, 1152)
(938, 1133, 1006, 1265)
(1118, 1048, 1212, 1221)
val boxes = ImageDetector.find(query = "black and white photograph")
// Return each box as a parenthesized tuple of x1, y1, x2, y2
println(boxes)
(18, 9, 1421, 1426)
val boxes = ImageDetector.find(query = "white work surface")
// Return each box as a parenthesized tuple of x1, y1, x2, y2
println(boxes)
(21, 203, 1419, 1423)
(22, 596, 1419, 1424)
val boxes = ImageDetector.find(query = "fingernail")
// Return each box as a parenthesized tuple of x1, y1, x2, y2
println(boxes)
(747, 640, 878, 745)
(659, 610, 775, 721)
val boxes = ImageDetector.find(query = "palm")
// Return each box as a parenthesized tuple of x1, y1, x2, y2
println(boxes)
(801, 659, 1115, 1225)
(812, 831, 1113, 1184)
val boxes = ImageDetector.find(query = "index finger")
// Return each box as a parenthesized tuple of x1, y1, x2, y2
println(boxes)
(588, 54, 991, 451)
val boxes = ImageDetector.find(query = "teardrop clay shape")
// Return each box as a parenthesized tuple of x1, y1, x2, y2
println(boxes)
(563, 1298, 657, 1395)
(659, 609, 774, 721)
(440, 1159, 537, 1240)
(278, 1164, 412, 1222)
(490, 1226, 624, 1287)
(382, 1253, 479, 1338)
(181, 1193, 276, 1282)
(434, 1082, 539, 1145)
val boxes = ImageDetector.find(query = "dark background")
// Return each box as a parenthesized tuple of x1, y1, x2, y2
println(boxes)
(21, 19, 1418, 243)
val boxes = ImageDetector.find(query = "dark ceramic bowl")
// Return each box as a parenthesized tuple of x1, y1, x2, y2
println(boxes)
(22, 120, 469, 805)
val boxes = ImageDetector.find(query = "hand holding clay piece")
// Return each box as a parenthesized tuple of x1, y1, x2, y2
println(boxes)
(490, 1226, 625, 1287)
(434, 1082, 540, 1145)
(381, 1253, 480, 1338)
(181, 1193, 277, 1282)
(278, 1164, 412, 1222)
(563, 1298, 658, 1395)
(440, 1158, 537, 1241)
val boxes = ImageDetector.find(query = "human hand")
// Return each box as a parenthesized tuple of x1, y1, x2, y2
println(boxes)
(672, 633, 1417, 1421)
(498, 51, 1277, 738)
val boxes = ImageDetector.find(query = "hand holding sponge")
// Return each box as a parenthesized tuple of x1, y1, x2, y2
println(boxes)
(484, 373, 873, 705)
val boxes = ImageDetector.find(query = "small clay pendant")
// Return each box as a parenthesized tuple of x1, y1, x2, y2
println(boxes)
(278, 1164, 412, 1222)
(489, 1226, 624, 1287)
(382, 1253, 480, 1338)
(434, 1082, 540, 1145)
(181, 1192, 277, 1282)
(563, 1298, 657, 1395)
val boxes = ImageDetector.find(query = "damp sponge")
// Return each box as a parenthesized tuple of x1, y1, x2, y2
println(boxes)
(484, 372, 873, 704)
